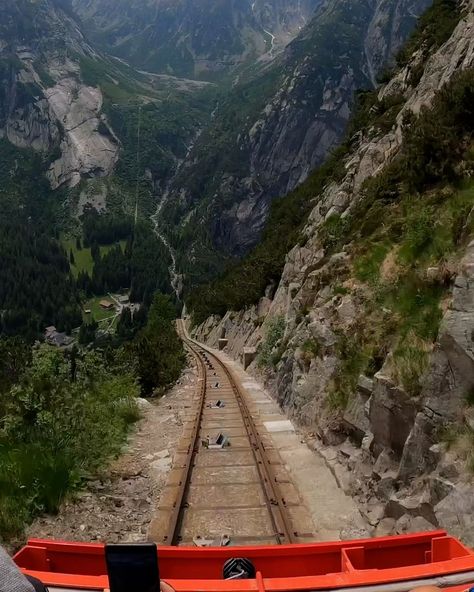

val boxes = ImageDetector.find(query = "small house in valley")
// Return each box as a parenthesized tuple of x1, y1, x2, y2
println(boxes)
(99, 300, 115, 310)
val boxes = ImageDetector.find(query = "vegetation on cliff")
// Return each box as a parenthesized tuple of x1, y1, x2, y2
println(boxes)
(186, 0, 465, 326)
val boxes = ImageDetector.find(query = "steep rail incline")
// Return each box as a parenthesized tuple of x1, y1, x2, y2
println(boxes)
(148, 321, 314, 546)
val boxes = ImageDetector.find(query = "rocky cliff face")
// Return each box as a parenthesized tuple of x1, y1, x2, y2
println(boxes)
(0, 0, 118, 189)
(193, 0, 474, 544)
(162, 0, 430, 274)
(72, 0, 319, 80)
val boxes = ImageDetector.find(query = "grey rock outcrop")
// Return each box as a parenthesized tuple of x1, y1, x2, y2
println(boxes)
(46, 79, 118, 188)
(0, 0, 121, 189)
(399, 240, 474, 480)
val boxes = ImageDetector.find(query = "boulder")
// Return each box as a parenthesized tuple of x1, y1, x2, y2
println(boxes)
(394, 514, 436, 534)
(386, 488, 437, 525)
(428, 476, 456, 506)
(363, 502, 385, 526)
(369, 373, 416, 456)
(307, 319, 337, 348)
(343, 392, 370, 442)
(434, 483, 474, 546)
(373, 449, 397, 480)
(398, 411, 438, 481)
(374, 518, 396, 537)
(376, 473, 398, 499)
(357, 375, 374, 396)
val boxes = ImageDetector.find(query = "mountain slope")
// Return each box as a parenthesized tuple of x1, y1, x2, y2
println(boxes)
(158, 0, 431, 287)
(191, 0, 474, 545)
(71, 0, 320, 80)
(0, 0, 213, 335)
(0, 0, 120, 189)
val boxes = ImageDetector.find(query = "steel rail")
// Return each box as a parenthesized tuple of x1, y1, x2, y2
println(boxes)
(164, 322, 208, 545)
(169, 321, 295, 546)
(185, 332, 295, 545)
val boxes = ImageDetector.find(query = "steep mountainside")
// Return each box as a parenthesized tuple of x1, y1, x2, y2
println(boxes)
(0, 0, 212, 335)
(158, 0, 431, 287)
(71, 0, 320, 80)
(0, 0, 119, 189)
(192, 0, 474, 544)
(0, 0, 212, 192)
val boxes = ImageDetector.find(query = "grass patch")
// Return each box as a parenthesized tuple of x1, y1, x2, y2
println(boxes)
(302, 339, 322, 358)
(327, 332, 371, 410)
(83, 296, 118, 324)
(333, 284, 350, 296)
(354, 243, 390, 283)
(381, 274, 443, 342)
(392, 332, 431, 396)
(61, 236, 126, 278)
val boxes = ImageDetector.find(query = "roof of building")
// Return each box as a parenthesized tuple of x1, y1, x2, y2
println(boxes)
(99, 300, 114, 308)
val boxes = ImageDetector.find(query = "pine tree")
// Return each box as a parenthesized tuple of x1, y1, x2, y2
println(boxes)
(91, 242, 100, 262)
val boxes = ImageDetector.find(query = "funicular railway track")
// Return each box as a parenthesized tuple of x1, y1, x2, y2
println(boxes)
(149, 320, 313, 547)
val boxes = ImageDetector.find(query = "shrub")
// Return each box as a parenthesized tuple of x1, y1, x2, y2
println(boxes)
(0, 345, 139, 539)
(392, 332, 431, 396)
(299, 339, 322, 369)
(258, 316, 285, 368)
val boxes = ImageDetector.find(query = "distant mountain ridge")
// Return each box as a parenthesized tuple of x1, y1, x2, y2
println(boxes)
(71, 0, 321, 80)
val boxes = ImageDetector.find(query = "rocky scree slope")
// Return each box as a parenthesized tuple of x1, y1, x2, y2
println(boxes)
(160, 0, 431, 284)
(0, 0, 120, 190)
(71, 0, 320, 80)
(193, 0, 474, 544)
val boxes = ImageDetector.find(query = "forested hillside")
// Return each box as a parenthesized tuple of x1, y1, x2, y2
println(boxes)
(187, 0, 462, 323)
(71, 0, 320, 80)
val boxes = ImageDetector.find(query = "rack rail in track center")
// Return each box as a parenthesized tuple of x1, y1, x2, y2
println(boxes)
(149, 321, 314, 547)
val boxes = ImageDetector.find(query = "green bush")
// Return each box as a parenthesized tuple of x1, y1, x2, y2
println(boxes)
(258, 316, 285, 368)
(0, 345, 139, 539)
